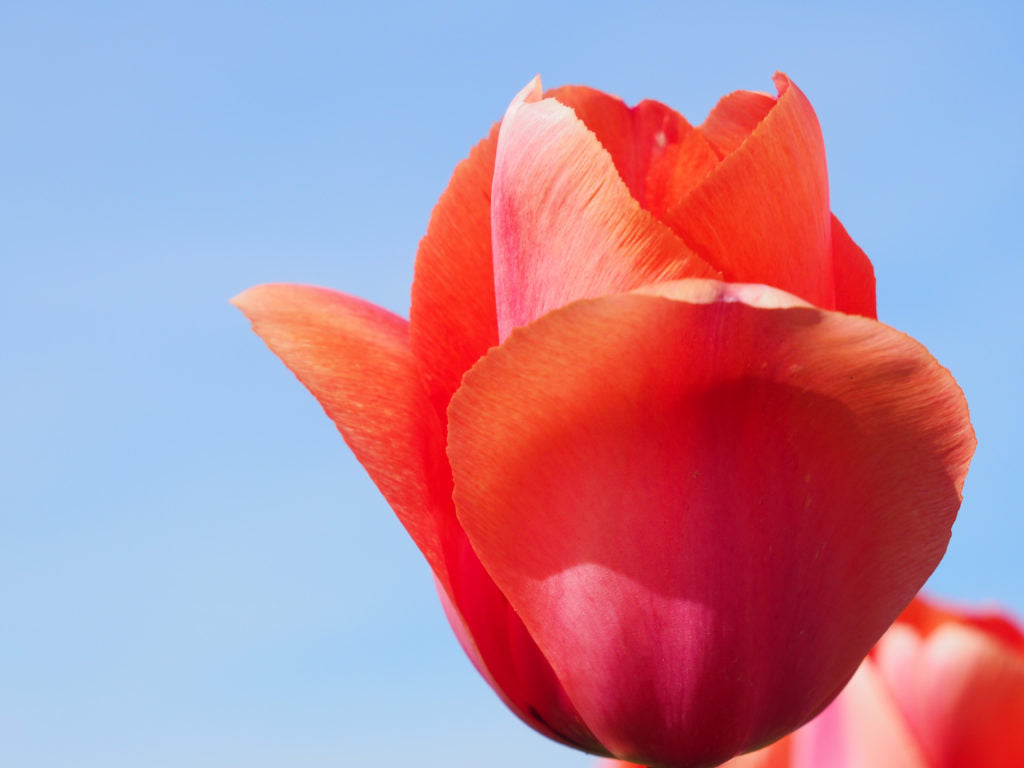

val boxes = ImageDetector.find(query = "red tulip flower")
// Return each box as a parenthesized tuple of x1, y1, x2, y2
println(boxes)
(234, 74, 975, 767)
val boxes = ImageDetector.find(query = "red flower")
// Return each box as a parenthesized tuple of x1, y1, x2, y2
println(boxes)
(234, 74, 975, 767)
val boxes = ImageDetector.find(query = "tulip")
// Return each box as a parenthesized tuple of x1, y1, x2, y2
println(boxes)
(233, 74, 975, 767)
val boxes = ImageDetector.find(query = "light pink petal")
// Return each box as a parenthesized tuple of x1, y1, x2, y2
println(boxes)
(491, 77, 717, 340)
(448, 280, 974, 766)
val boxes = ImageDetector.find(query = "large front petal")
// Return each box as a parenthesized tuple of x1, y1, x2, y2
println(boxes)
(491, 78, 717, 340)
(447, 280, 974, 767)
(665, 75, 837, 309)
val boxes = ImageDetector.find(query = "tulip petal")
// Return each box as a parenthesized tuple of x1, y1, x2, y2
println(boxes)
(720, 738, 794, 768)
(234, 285, 604, 754)
(434, 573, 605, 753)
(666, 74, 837, 309)
(491, 78, 718, 340)
(698, 88, 775, 157)
(437, 528, 608, 754)
(410, 124, 500, 419)
(894, 594, 1024, 655)
(448, 280, 974, 766)
(546, 86, 721, 217)
(786, 661, 930, 768)
(830, 214, 877, 318)
(875, 621, 1024, 768)
(232, 284, 453, 590)
(719, 662, 930, 768)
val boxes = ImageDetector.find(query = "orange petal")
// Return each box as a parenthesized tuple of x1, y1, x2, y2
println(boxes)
(666, 74, 836, 308)
(232, 284, 452, 590)
(409, 123, 500, 420)
(491, 78, 717, 339)
(831, 214, 877, 318)
(698, 88, 775, 158)
(546, 85, 721, 217)
(448, 280, 974, 766)
(234, 284, 604, 754)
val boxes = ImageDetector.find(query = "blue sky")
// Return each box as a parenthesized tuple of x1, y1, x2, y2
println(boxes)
(2, 2, 1021, 766)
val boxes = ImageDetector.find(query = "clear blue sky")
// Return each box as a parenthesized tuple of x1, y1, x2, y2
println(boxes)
(2, 2, 1021, 766)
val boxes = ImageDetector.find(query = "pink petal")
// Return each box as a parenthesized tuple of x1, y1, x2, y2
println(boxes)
(785, 661, 929, 768)
(875, 618, 1024, 768)
(448, 280, 974, 766)
(720, 741, 795, 768)
(491, 77, 717, 340)
(665, 74, 837, 308)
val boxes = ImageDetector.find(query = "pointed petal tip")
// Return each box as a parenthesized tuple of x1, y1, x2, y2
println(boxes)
(229, 283, 309, 322)
(229, 285, 255, 310)
(230, 283, 275, 318)
(508, 75, 543, 112)
(772, 71, 792, 94)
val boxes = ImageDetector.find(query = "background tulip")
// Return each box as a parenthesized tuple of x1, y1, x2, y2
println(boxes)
(235, 74, 974, 767)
